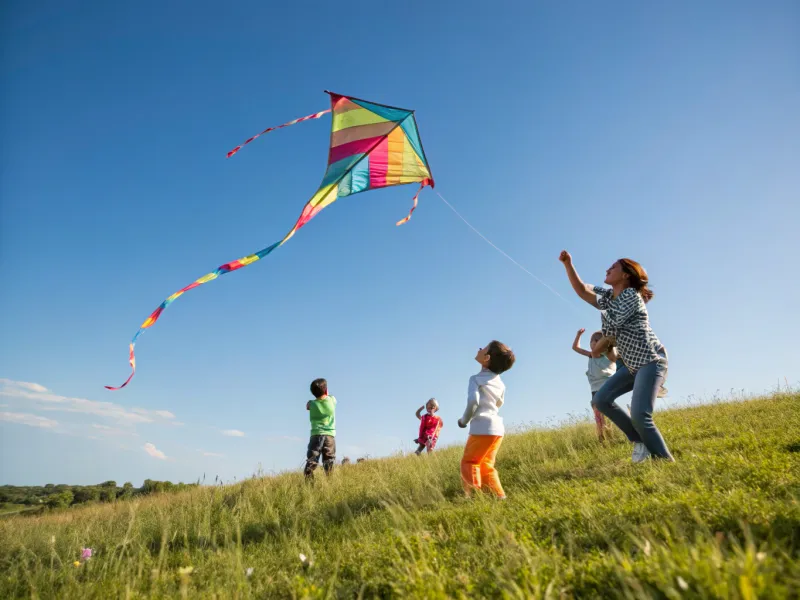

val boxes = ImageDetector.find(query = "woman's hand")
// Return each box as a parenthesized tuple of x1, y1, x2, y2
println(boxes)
(457, 418, 467, 428)
(559, 250, 572, 265)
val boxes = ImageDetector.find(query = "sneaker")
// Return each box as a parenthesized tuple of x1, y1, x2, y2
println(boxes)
(632, 442, 651, 463)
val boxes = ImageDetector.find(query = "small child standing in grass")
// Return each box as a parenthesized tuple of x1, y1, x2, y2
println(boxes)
(572, 329, 617, 442)
(304, 378, 337, 479)
(414, 398, 443, 455)
(458, 341, 516, 499)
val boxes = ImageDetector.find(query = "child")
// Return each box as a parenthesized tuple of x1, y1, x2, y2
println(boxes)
(414, 398, 443, 455)
(457, 341, 516, 499)
(304, 378, 336, 479)
(572, 329, 617, 442)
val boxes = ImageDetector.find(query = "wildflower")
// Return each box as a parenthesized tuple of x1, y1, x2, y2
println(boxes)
(299, 553, 312, 568)
(756, 552, 767, 562)
(73, 561, 81, 567)
(81, 548, 93, 561)
(246, 567, 254, 577)
(677, 576, 688, 591)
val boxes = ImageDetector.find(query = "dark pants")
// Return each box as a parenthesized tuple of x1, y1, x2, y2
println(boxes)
(304, 435, 336, 477)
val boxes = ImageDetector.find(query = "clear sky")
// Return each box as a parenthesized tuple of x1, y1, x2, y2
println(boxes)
(1, 1, 798, 486)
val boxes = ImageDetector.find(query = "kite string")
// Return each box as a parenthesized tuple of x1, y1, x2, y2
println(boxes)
(435, 192, 578, 311)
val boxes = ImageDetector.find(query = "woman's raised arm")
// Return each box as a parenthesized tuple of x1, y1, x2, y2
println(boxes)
(559, 251, 599, 308)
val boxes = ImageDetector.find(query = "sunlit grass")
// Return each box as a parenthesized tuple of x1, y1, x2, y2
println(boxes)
(1, 391, 798, 598)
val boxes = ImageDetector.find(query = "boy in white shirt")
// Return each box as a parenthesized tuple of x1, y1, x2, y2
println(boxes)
(457, 340, 516, 499)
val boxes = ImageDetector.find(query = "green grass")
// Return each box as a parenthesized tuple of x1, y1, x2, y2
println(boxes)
(1, 392, 799, 598)
(0, 504, 41, 518)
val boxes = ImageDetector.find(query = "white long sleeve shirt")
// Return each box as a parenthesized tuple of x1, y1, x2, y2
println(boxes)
(460, 369, 506, 436)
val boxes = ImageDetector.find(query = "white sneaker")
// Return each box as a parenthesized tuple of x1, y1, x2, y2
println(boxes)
(632, 442, 651, 463)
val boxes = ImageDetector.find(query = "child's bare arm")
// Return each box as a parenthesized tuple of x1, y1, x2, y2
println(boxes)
(415, 406, 424, 419)
(572, 328, 592, 357)
(591, 335, 616, 358)
(306, 401, 311, 411)
(606, 345, 618, 363)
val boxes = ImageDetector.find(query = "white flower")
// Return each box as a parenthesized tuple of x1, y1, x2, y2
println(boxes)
(245, 567, 254, 577)
(677, 576, 688, 590)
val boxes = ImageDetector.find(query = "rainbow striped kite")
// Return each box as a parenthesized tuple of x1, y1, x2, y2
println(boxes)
(107, 91, 434, 389)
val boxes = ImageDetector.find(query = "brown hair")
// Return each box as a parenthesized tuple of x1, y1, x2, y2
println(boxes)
(619, 258, 654, 303)
(310, 378, 328, 398)
(486, 341, 516, 374)
(590, 331, 603, 344)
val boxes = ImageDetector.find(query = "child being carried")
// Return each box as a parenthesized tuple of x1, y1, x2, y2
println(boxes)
(572, 329, 617, 442)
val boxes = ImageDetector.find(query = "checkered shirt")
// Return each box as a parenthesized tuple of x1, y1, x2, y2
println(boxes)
(593, 286, 662, 373)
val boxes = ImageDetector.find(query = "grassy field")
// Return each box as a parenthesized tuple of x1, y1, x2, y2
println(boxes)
(1, 392, 798, 599)
(0, 504, 41, 518)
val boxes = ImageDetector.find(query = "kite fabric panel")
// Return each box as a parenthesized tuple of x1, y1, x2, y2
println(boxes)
(107, 91, 434, 390)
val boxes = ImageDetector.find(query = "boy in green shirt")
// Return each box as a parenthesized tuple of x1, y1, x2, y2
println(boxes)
(304, 378, 337, 479)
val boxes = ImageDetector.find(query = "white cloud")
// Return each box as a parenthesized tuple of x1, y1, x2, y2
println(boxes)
(91, 423, 138, 437)
(0, 411, 58, 429)
(0, 379, 176, 426)
(143, 442, 167, 460)
(222, 429, 245, 437)
(0, 379, 48, 393)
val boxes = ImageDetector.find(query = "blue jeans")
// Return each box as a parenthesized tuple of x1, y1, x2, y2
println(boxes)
(592, 347, 673, 459)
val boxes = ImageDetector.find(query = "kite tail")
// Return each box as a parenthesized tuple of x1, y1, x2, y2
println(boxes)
(226, 109, 331, 158)
(105, 237, 288, 390)
(104, 191, 330, 390)
(395, 179, 433, 226)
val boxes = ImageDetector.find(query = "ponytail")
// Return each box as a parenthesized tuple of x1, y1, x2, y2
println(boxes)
(619, 258, 654, 303)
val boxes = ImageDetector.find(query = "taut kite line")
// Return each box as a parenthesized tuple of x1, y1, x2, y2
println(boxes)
(107, 91, 434, 390)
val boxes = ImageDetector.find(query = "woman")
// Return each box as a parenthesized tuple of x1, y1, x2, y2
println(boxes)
(559, 250, 673, 462)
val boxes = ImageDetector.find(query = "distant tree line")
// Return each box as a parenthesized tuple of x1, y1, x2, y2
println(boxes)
(0, 480, 198, 511)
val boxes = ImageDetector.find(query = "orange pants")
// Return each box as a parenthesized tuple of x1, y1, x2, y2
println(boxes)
(460, 434, 505, 497)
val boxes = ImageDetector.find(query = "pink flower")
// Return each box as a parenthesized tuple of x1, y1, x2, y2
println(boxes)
(81, 548, 93, 560)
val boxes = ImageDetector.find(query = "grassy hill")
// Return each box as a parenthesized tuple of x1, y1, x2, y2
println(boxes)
(1, 392, 798, 598)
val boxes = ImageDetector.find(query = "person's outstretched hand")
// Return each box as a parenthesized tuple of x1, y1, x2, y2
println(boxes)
(559, 250, 572, 265)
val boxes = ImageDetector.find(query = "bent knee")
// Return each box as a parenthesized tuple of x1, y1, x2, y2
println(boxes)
(592, 392, 613, 409)
(631, 411, 653, 430)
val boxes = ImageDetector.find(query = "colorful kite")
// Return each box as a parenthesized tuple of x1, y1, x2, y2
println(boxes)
(107, 91, 434, 389)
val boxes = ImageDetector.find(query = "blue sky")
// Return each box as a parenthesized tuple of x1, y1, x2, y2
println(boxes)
(1, 1, 798, 486)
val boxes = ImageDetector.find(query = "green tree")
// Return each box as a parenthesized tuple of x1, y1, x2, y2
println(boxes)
(46, 491, 73, 509)
(119, 482, 134, 500)
(72, 487, 100, 504)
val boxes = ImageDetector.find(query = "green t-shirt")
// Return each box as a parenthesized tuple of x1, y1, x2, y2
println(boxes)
(309, 395, 336, 436)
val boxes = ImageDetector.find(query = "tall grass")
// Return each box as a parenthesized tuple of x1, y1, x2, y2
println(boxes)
(1, 392, 798, 598)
